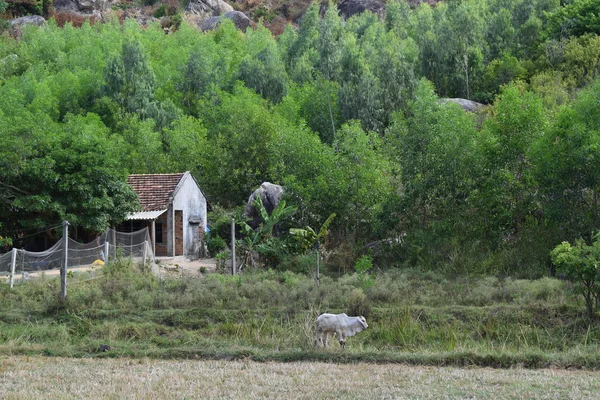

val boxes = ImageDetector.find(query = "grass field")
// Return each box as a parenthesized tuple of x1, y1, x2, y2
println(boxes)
(1, 258, 600, 370)
(2, 356, 600, 399)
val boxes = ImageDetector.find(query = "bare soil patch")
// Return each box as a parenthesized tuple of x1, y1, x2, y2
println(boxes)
(155, 256, 217, 277)
(1, 356, 600, 399)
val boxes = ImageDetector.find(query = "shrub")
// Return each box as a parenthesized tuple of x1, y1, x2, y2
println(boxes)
(277, 253, 316, 274)
(551, 238, 600, 319)
(154, 4, 168, 18)
(207, 234, 227, 256)
(355, 255, 374, 289)
(346, 288, 371, 318)
(170, 13, 183, 30)
(215, 250, 230, 274)
(506, 277, 566, 304)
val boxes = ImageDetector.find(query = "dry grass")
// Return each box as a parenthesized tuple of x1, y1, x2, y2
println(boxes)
(1, 356, 600, 399)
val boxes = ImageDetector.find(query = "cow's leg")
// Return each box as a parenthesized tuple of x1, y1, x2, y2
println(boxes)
(323, 332, 328, 348)
(314, 329, 323, 349)
(337, 330, 346, 349)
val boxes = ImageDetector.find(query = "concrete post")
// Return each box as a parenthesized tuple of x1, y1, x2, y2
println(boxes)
(9, 248, 17, 289)
(151, 220, 156, 261)
(104, 241, 110, 264)
(231, 218, 236, 275)
(61, 221, 69, 300)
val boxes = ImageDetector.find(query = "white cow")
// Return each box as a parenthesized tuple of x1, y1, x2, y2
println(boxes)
(314, 313, 368, 349)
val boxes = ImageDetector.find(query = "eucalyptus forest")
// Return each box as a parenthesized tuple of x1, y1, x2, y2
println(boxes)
(2, 0, 600, 279)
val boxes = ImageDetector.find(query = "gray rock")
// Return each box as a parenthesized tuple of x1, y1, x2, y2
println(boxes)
(9, 16, 47, 27)
(185, 0, 233, 18)
(338, 0, 386, 20)
(121, 8, 160, 26)
(53, 0, 110, 14)
(441, 98, 487, 113)
(244, 182, 284, 228)
(199, 16, 221, 31)
(198, 10, 251, 32)
(223, 11, 250, 31)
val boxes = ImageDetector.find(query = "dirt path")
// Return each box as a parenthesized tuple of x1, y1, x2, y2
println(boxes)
(154, 256, 217, 277)
(1, 356, 599, 399)
(1, 257, 217, 284)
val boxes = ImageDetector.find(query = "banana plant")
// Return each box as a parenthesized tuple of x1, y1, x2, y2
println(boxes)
(289, 213, 336, 253)
(238, 196, 297, 269)
(290, 213, 336, 285)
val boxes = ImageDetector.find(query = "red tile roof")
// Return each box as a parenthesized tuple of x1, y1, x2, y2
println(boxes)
(127, 173, 185, 211)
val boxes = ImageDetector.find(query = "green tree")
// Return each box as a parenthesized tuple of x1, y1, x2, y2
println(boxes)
(278, 81, 341, 145)
(476, 84, 546, 243)
(316, 2, 343, 135)
(104, 41, 157, 116)
(198, 84, 278, 206)
(285, 2, 319, 82)
(477, 53, 526, 103)
(239, 43, 288, 104)
(534, 78, 600, 242)
(380, 79, 480, 268)
(545, 0, 600, 39)
(332, 121, 392, 244)
(0, 0, 9, 32)
(558, 33, 600, 89)
(180, 41, 233, 114)
(359, 22, 418, 129)
(0, 113, 139, 241)
(551, 236, 600, 319)
(162, 115, 208, 176)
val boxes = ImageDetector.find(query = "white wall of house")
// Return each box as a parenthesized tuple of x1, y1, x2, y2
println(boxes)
(172, 172, 207, 258)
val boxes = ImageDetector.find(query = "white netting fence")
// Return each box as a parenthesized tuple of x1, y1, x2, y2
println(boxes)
(0, 227, 154, 281)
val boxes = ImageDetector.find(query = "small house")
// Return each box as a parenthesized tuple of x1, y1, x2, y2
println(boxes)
(121, 172, 207, 258)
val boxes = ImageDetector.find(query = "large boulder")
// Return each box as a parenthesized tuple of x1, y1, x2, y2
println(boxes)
(9, 15, 47, 27)
(8, 16, 46, 39)
(185, 0, 233, 18)
(197, 10, 251, 31)
(243, 182, 284, 228)
(53, 0, 111, 14)
(338, 0, 385, 20)
(441, 98, 487, 113)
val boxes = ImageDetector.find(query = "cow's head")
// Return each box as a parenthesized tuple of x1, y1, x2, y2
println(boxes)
(358, 316, 368, 329)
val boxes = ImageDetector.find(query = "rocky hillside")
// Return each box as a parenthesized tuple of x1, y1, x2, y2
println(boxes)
(2, 0, 440, 35)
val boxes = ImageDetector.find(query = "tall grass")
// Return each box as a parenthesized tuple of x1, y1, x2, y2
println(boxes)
(0, 259, 597, 367)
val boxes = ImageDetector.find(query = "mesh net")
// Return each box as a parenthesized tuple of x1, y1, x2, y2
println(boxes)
(0, 227, 154, 277)
(0, 252, 13, 276)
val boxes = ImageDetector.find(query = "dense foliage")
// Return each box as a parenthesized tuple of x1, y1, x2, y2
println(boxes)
(1, 0, 600, 276)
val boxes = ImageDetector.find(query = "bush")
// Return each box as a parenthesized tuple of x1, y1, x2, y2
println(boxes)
(346, 288, 371, 318)
(207, 234, 227, 256)
(154, 4, 168, 18)
(215, 250, 230, 274)
(551, 238, 600, 319)
(355, 255, 374, 289)
(277, 253, 317, 274)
